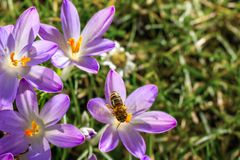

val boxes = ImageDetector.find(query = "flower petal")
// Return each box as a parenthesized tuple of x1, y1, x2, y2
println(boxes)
(140, 155, 151, 160)
(45, 124, 85, 148)
(99, 125, 119, 152)
(105, 69, 126, 104)
(0, 72, 19, 106)
(51, 49, 71, 68)
(84, 39, 115, 56)
(87, 98, 114, 124)
(0, 110, 26, 134)
(125, 85, 158, 115)
(23, 65, 63, 93)
(16, 79, 38, 119)
(73, 57, 99, 74)
(88, 154, 97, 160)
(0, 134, 28, 156)
(61, 0, 80, 40)
(0, 153, 14, 160)
(0, 104, 13, 111)
(6, 33, 15, 53)
(118, 124, 146, 159)
(132, 111, 177, 134)
(81, 6, 115, 45)
(2, 25, 14, 34)
(25, 138, 51, 160)
(40, 94, 70, 126)
(0, 27, 9, 52)
(13, 7, 40, 52)
(27, 40, 58, 66)
(39, 24, 68, 51)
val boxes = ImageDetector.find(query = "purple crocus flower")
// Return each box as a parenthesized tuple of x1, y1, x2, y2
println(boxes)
(87, 70, 177, 160)
(0, 7, 63, 107)
(39, 0, 115, 74)
(0, 79, 85, 159)
(0, 153, 14, 160)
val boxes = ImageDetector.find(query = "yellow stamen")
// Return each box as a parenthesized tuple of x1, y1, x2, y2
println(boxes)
(10, 52, 31, 67)
(21, 56, 31, 67)
(67, 36, 83, 56)
(24, 121, 40, 137)
(125, 113, 132, 123)
(10, 52, 18, 66)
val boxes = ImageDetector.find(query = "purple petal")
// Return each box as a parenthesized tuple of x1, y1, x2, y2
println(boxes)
(27, 40, 58, 66)
(80, 127, 97, 140)
(7, 33, 15, 53)
(51, 49, 71, 68)
(0, 110, 26, 134)
(140, 155, 151, 160)
(125, 85, 158, 115)
(84, 39, 115, 56)
(16, 79, 38, 118)
(88, 154, 97, 160)
(23, 65, 63, 93)
(2, 25, 14, 34)
(118, 125, 146, 158)
(0, 27, 8, 52)
(0, 104, 13, 111)
(39, 24, 68, 51)
(13, 7, 40, 52)
(0, 72, 19, 106)
(0, 134, 28, 156)
(105, 69, 126, 105)
(81, 6, 115, 45)
(45, 124, 85, 148)
(87, 98, 114, 124)
(61, 0, 80, 40)
(99, 125, 119, 152)
(25, 138, 51, 160)
(73, 57, 99, 74)
(40, 94, 70, 126)
(132, 111, 177, 134)
(0, 153, 14, 160)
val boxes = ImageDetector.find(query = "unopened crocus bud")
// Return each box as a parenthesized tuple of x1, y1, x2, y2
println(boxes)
(81, 111, 90, 126)
(88, 153, 97, 160)
(81, 127, 97, 140)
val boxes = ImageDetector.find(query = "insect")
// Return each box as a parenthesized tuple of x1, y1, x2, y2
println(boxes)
(108, 91, 128, 123)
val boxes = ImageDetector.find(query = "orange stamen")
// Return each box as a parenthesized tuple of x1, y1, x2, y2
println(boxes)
(10, 52, 31, 67)
(67, 36, 83, 56)
(21, 56, 31, 66)
(10, 52, 18, 66)
(24, 121, 40, 137)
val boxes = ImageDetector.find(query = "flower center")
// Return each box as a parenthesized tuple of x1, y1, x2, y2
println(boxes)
(110, 51, 127, 68)
(10, 52, 31, 67)
(67, 36, 83, 58)
(24, 121, 40, 137)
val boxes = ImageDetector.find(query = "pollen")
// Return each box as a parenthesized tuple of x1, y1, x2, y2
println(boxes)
(10, 52, 31, 67)
(125, 113, 132, 123)
(68, 36, 83, 56)
(24, 121, 40, 137)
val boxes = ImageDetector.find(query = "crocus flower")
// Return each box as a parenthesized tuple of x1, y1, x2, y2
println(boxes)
(39, 0, 115, 74)
(87, 70, 177, 159)
(0, 7, 62, 106)
(0, 153, 14, 160)
(0, 79, 85, 159)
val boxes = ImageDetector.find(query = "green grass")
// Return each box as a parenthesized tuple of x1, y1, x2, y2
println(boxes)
(1, 0, 240, 159)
